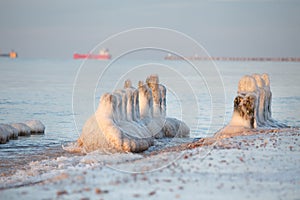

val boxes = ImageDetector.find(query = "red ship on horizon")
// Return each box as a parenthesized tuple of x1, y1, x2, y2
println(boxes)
(73, 48, 111, 60)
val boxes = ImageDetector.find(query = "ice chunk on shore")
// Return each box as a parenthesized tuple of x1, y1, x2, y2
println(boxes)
(76, 74, 189, 153)
(0, 120, 45, 144)
(215, 73, 288, 139)
(1, 124, 18, 139)
(25, 120, 45, 134)
(0, 124, 19, 144)
(0, 125, 11, 144)
(10, 123, 31, 136)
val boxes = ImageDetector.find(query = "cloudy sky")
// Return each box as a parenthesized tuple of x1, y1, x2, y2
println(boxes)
(0, 0, 299, 59)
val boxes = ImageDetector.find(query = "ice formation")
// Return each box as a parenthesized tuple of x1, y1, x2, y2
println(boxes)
(25, 120, 46, 134)
(0, 124, 18, 144)
(10, 123, 31, 136)
(215, 73, 288, 139)
(0, 120, 45, 144)
(77, 74, 190, 153)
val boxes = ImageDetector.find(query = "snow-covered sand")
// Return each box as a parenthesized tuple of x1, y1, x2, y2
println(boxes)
(0, 129, 299, 199)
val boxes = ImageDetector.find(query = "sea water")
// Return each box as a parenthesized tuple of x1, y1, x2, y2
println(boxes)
(0, 58, 299, 179)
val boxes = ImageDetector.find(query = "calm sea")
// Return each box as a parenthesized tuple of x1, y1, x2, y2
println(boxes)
(0, 58, 299, 176)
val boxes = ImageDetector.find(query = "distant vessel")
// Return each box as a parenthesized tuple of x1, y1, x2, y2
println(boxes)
(164, 53, 200, 60)
(73, 48, 111, 60)
(164, 53, 300, 62)
(0, 50, 17, 59)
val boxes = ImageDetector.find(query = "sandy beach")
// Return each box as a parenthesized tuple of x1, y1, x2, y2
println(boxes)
(0, 128, 299, 200)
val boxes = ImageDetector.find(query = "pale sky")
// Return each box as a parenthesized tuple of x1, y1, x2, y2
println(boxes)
(0, 0, 299, 59)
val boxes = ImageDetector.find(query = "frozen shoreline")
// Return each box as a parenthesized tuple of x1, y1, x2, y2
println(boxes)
(0, 60, 299, 199)
(0, 129, 299, 199)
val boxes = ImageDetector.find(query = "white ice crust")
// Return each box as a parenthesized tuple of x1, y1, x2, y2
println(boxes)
(0, 120, 45, 144)
(215, 73, 288, 138)
(76, 74, 189, 153)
